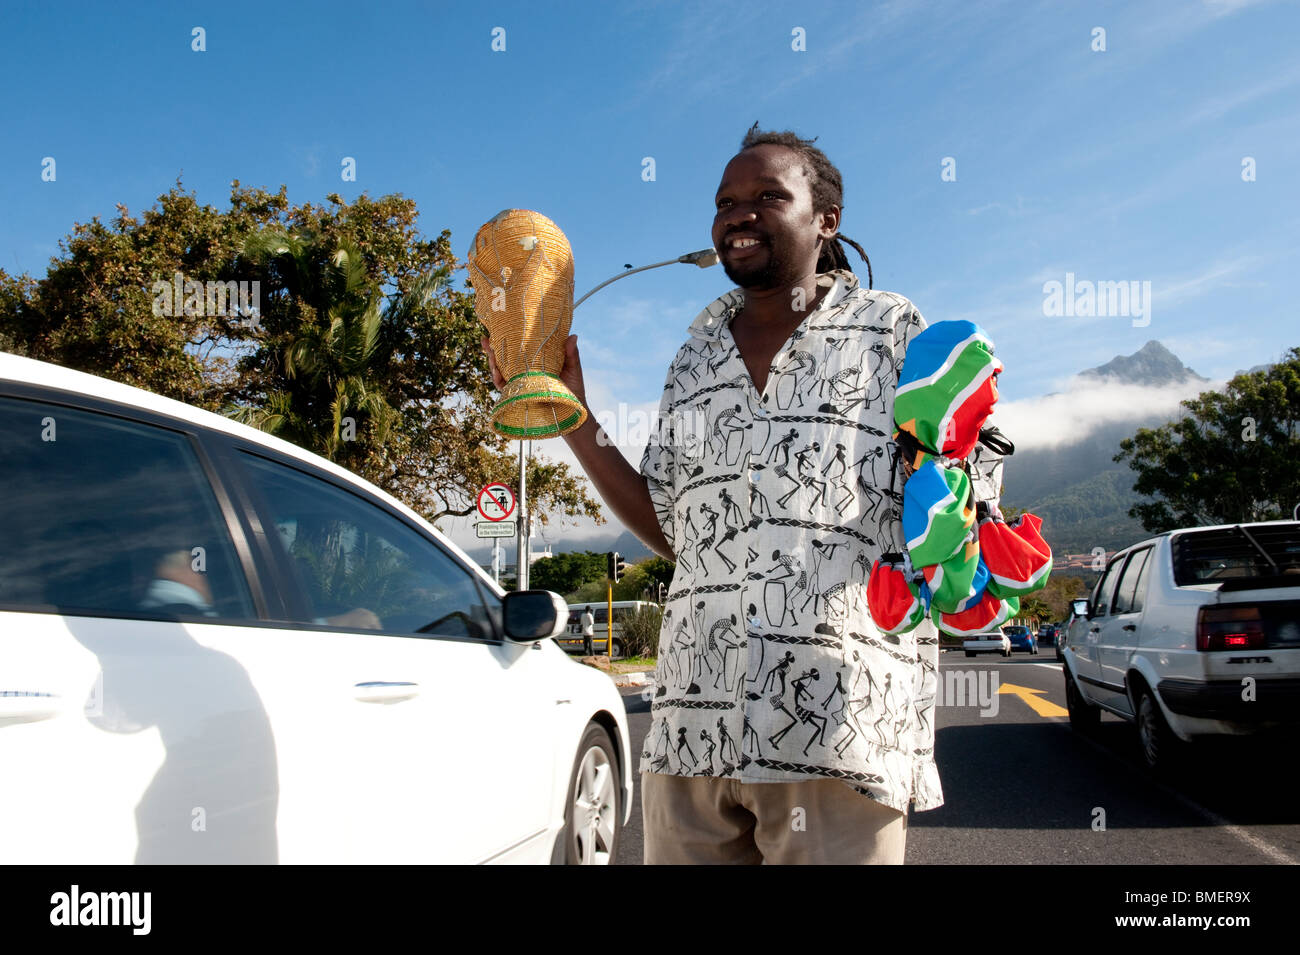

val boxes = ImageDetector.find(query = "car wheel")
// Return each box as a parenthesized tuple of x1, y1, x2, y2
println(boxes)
(611, 638, 624, 660)
(1002, 648, 1011, 657)
(966, 651, 975, 657)
(1137, 687, 1182, 777)
(1065, 667, 1100, 734)
(561, 722, 621, 865)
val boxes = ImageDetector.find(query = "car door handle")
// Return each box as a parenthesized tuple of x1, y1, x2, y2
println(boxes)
(353, 681, 420, 704)
(1089, 627, 1100, 633)
(0, 691, 64, 725)
(1122, 624, 1137, 631)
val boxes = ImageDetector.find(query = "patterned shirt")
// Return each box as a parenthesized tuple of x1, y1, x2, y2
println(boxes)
(638, 268, 1003, 813)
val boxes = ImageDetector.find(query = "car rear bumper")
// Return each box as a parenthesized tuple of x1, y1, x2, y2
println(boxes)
(1158, 677, 1300, 723)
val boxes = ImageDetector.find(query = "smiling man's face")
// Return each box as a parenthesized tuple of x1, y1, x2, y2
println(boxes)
(712, 143, 838, 291)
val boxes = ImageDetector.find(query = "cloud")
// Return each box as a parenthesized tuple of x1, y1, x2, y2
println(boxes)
(1183, 63, 1300, 124)
(992, 375, 1218, 450)
(1202, 0, 1280, 16)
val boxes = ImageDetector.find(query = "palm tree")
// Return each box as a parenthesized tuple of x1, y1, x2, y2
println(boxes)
(230, 228, 446, 464)
(1019, 594, 1052, 626)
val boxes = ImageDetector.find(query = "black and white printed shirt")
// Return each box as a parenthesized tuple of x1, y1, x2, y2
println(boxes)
(637, 268, 1003, 813)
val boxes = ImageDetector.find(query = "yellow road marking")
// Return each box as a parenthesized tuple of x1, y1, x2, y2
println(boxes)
(997, 682, 1069, 717)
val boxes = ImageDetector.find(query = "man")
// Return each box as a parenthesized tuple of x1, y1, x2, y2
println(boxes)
(139, 549, 219, 616)
(139, 548, 381, 629)
(482, 124, 1002, 863)
(581, 605, 596, 657)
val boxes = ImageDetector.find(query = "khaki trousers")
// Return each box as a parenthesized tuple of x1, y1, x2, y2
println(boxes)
(642, 772, 907, 864)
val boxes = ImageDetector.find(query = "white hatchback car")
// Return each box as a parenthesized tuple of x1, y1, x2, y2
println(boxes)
(0, 351, 631, 864)
(1062, 520, 1300, 773)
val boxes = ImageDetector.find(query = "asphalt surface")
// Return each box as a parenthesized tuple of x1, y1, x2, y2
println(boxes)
(612, 653, 1300, 864)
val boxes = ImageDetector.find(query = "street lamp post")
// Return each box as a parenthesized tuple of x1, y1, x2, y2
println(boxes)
(512, 246, 718, 593)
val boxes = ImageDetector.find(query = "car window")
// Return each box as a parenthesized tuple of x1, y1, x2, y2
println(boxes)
(0, 397, 254, 620)
(1112, 547, 1152, 615)
(237, 452, 496, 639)
(1171, 524, 1300, 584)
(1093, 557, 1124, 617)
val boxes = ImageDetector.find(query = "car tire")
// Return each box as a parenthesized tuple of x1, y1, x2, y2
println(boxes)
(1002, 648, 1011, 657)
(1065, 667, 1100, 735)
(560, 722, 621, 865)
(966, 651, 975, 657)
(1137, 687, 1183, 777)
(611, 638, 624, 660)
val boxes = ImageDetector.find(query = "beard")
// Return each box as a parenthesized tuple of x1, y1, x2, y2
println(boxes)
(720, 239, 796, 290)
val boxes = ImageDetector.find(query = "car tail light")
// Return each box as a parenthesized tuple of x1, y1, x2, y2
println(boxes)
(1197, 605, 1266, 651)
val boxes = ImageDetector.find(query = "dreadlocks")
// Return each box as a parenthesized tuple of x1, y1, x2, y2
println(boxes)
(737, 122, 873, 289)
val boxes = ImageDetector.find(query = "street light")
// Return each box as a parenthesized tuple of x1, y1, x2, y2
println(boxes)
(511, 249, 718, 588)
(573, 248, 720, 311)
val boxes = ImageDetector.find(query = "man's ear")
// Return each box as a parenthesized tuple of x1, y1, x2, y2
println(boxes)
(819, 205, 841, 240)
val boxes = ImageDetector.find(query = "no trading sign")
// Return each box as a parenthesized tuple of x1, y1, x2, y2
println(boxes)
(477, 483, 516, 522)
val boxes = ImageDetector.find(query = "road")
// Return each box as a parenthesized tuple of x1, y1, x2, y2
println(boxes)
(612, 653, 1300, 864)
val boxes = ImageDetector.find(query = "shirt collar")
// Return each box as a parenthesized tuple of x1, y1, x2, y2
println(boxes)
(141, 578, 217, 615)
(686, 268, 861, 342)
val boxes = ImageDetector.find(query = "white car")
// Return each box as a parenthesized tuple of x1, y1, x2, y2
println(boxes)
(1062, 521, 1300, 773)
(0, 350, 631, 863)
(964, 631, 1012, 657)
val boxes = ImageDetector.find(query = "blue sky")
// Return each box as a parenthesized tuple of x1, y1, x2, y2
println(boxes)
(3, 0, 1298, 553)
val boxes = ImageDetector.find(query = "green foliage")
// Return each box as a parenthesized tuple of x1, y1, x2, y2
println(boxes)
(1115, 349, 1300, 532)
(620, 604, 663, 659)
(0, 181, 602, 532)
(1018, 594, 1052, 624)
(531, 551, 607, 597)
(568, 579, 608, 604)
(638, 556, 676, 592)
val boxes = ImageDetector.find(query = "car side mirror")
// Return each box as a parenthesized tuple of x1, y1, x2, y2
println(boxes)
(502, 590, 568, 643)
(1072, 598, 1090, 620)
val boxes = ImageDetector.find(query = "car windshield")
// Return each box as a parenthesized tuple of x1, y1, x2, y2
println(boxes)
(1171, 523, 1300, 585)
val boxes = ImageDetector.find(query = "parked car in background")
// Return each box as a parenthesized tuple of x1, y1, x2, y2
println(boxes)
(0, 351, 632, 864)
(1037, 623, 1060, 648)
(965, 631, 1012, 657)
(1003, 624, 1039, 654)
(1059, 612, 1083, 662)
(1062, 520, 1300, 774)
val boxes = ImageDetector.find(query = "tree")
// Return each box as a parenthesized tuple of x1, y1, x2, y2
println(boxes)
(0, 181, 602, 532)
(530, 551, 608, 597)
(1038, 574, 1086, 622)
(637, 557, 677, 596)
(229, 229, 406, 469)
(1114, 349, 1300, 532)
(1019, 594, 1052, 624)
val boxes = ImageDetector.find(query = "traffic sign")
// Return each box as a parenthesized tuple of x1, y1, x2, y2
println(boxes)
(477, 520, 516, 538)
(476, 483, 516, 522)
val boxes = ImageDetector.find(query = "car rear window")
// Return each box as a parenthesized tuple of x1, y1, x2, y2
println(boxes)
(1171, 524, 1300, 586)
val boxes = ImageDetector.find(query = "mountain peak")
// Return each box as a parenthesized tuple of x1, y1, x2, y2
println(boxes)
(1079, 340, 1208, 386)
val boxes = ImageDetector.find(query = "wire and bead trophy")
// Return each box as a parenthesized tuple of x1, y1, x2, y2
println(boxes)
(467, 209, 587, 439)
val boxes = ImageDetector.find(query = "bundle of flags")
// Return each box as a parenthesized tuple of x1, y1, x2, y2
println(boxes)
(867, 320, 1053, 638)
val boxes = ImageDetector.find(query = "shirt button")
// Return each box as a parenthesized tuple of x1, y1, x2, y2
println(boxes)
(750, 472, 761, 484)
